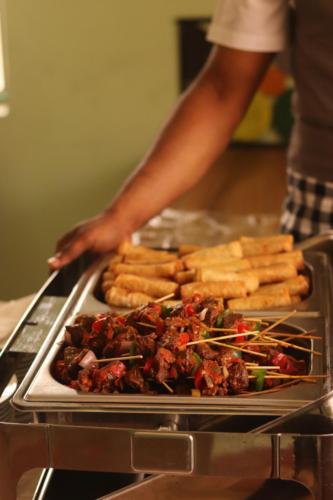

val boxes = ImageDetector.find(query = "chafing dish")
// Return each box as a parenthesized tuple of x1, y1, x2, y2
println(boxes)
(11, 246, 333, 418)
(2, 232, 333, 499)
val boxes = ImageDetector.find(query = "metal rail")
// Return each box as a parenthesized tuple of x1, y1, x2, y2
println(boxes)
(1, 421, 328, 500)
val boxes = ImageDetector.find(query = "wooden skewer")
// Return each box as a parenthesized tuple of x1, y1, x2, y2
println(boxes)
(247, 366, 280, 370)
(154, 293, 175, 303)
(123, 293, 175, 316)
(187, 331, 260, 347)
(207, 327, 238, 333)
(243, 309, 297, 324)
(261, 335, 321, 356)
(210, 340, 267, 358)
(259, 374, 326, 379)
(95, 355, 143, 363)
(267, 332, 321, 340)
(161, 380, 174, 393)
(137, 322, 156, 328)
(238, 380, 301, 397)
(239, 342, 278, 346)
(260, 309, 297, 335)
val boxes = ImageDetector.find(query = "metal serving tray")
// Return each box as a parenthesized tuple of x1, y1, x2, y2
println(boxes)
(12, 248, 333, 417)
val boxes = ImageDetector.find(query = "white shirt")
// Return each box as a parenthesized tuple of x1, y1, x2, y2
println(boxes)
(207, 0, 290, 53)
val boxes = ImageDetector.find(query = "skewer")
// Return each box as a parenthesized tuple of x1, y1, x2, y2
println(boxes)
(246, 366, 280, 370)
(123, 293, 175, 316)
(161, 381, 174, 393)
(94, 355, 143, 363)
(260, 309, 297, 335)
(239, 342, 278, 346)
(186, 331, 260, 347)
(261, 335, 321, 356)
(137, 322, 156, 328)
(154, 293, 176, 303)
(209, 340, 267, 358)
(238, 380, 301, 397)
(258, 374, 326, 380)
(207, 327, 238, 333)
(267, 331, 321, 340)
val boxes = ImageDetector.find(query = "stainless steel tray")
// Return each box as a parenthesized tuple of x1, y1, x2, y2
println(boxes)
(12, 248, 333, 417)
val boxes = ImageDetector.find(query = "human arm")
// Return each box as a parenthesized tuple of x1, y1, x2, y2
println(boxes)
(49, 45, 275, 269)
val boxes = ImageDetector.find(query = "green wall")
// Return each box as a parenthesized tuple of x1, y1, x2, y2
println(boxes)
(0, 0, 215, 299)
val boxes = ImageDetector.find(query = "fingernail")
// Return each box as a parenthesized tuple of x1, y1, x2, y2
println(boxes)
(48, 256, 59, 268)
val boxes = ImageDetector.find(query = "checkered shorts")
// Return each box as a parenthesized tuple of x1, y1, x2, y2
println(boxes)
(280, 169, 333, 242)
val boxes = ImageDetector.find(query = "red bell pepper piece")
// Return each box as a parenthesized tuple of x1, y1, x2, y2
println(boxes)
(184, 303, 195, 316)
(178, 332, 190, 346)
(194, 366, 204, 389)
(91, 318, 106, 333)
(143, 356, 154, 374)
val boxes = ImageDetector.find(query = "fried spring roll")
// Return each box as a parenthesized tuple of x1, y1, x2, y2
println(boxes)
(175, 270, 195, 285)
(103, 270, 115, 282)
(246, 263, 297, 285)
(117, 241, 177, 263)
(247, 250, 304, 271)
(106, 287, 153, 308)
(290, 295, 302, 305)
(195, 259, 252, 279)
(182, 241, 243, 269)
(195, 270, 259, 293)
(114, 273, 179, 298)
(251, 275, 310, 297)
(228, 291, 292, 311)
(178, 244, 202, 257)
(112, 260, 183, 279)
(108, 254, 123, 267)
(181, 280, 247, 300)
(102, 280, 113, 293)
(240, 234, 294, 257)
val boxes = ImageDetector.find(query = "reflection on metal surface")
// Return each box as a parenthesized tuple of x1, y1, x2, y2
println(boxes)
(131, 432, 194, 473)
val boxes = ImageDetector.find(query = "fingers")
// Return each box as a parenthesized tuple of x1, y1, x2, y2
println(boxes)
(48, 235, 90, 270)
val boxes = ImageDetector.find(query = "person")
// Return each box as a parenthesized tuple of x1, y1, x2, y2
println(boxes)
(48, 0, 333, 270)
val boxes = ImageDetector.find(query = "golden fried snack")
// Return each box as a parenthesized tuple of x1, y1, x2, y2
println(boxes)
(181, 280, 247, 300)
(118, 241, 177, 263)
(195, 259, 251, 277)
(112, 260, 183, 279)
(251, 275, 310, 297)
(103, 270, 115, 281)
(228, 291, 292, 311)
(114, 273, 179, 298)
(175, 270, 195, 285)
(102, 280, 113, 293)
(247, 250, 304, 271)
(178, 244, 202, 257)
(106, 287, 153, 308)
(290, 295, 302, 305)
(240, 234, 294, 257)
(182, 241, 243, 269)
(246, 263, 297, 285)
(195, 270, 259, 294)
(108, 254, 123, 267)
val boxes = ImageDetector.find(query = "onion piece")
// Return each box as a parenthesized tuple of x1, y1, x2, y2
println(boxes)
(199, 308, 208, 321)
(79, 350, 97, 368)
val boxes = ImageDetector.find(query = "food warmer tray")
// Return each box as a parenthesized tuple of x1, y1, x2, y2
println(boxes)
(11, 247, 333, 417)
(2, 232, 333, 499)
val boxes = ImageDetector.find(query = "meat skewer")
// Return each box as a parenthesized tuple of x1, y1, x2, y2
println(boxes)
(53, 295, 314, 397)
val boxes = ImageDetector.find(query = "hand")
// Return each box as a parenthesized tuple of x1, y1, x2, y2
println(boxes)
(48, 212, 130, 270)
